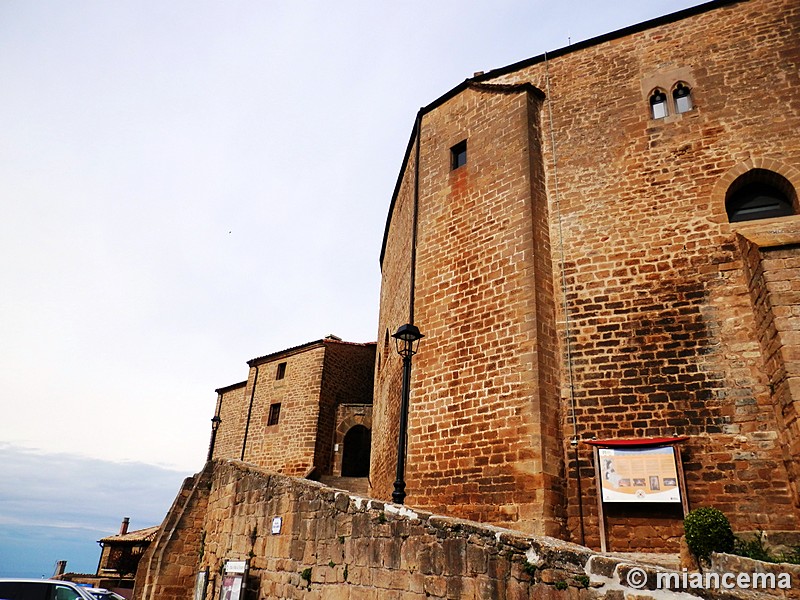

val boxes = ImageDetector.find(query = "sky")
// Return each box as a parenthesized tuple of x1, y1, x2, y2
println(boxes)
(0, 0, 708, 577)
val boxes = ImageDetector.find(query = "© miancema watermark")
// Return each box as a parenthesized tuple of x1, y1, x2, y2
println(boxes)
(626, 566, 793, 591)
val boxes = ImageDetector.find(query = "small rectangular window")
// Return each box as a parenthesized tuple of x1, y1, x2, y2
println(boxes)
(268, 403, 281, 426)
(275, 362, 287, 380)
(451, 140, 467, 170)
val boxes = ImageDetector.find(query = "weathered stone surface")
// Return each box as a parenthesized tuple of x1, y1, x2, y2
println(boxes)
(136, 462, 800, 600)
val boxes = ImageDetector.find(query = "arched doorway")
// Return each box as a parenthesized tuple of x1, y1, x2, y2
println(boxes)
(341, 425, 371, 477)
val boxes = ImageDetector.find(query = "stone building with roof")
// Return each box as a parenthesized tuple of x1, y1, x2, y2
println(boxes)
(208, 335, 375, 491)
(60, 518, 158, 598)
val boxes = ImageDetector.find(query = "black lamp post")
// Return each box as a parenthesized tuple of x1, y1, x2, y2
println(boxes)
(391, 323, 424, 504)
(207, 415, 222, 462)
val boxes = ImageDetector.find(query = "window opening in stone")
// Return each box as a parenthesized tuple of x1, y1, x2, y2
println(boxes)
(268, 402, 282, 426)
(650, 89, 668, 119)
(673, 82, 693, 114)
(726, 169, 797, 222)
(451, 140, 467, 170)
(341, 424, 371, 477)
(276, 362, 287, 380)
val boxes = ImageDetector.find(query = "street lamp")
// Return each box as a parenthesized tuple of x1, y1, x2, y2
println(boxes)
(207, 415, 222, 462)
(391, 323, 424, 504)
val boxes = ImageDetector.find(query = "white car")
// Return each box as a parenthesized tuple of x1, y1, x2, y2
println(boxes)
(85, 589, 126, 600)
(0, 579, 96, 600)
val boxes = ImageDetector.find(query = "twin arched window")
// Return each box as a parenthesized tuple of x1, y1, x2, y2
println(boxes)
(650, 82, 693, 119)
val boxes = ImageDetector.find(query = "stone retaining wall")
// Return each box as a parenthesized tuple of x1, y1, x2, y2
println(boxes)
(134, 460, 798, 600)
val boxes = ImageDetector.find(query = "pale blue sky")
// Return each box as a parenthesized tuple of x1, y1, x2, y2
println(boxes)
(0, 0, 707, 574)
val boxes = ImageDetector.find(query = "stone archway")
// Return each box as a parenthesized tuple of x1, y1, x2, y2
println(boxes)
(341, 425, 371, 477)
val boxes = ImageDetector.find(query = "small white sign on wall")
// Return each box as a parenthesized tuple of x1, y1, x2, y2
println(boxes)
(224, 560, 247, 574)
(271, 516, 283, 534)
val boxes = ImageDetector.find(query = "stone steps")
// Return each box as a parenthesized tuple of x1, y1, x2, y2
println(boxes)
(585, 554, 770, 599)
(318, 476, 369, 495)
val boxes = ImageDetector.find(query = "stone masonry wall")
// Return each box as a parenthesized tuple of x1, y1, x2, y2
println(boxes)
(372, 131, 416, 500)
(332, 404, 373, 477)
(737, 218, 800, 517)
(212, 382, 247, 461)
(130, 460, 639, 600)
(211, 341, 375, 478)
(135, 461, 800, 600)
(410, 84, 563, 536)
(135, 472, 210, 600)
(241, 345, 326, 476)
(480, 0, 800, 549)
(375, 0, 800, 551)
(315, 342, 376, 477)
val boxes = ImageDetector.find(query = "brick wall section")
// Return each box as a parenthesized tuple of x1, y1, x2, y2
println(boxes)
(377, 0, 800, 550)
(409, 84, 562, 536)
(241, 345, 326, 476)
(211, 382, 247, 461)
(316, 342, 376, 476)
(372, 138, 416, 499)
(481, 0, 800, 549)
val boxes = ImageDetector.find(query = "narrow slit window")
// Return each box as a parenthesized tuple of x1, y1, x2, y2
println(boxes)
(451, 140, 467, 170)
(276, 362, 287, 380)
(268, 403, 281, 426)
(673, 82, 693, 114)
(650, 90, 668, 119)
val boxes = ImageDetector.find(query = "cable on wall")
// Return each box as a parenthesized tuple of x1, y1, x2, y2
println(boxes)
(544, 51, 585, 546)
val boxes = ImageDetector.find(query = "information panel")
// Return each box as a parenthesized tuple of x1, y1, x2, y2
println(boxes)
(598, 445, 681, 503)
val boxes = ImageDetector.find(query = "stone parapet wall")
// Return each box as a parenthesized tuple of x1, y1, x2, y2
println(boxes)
(135, 460, 800, 600)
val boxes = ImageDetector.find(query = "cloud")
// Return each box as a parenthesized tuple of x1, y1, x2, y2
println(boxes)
(0, 444, 190, 577)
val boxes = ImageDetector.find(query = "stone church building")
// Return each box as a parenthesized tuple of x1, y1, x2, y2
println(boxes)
(373, 0, 800, 551)
(135, 0, 800, 597)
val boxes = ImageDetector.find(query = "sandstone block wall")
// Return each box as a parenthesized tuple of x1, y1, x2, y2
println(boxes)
(241, 345, 326, 476)
(316, 342, 376, 477)
(212, 382, 247, 461)
(130, 460, 632, 600)
(136, 461, 800, 600)
(375, 0, 800, 551)
(407, 83, 562, 536)
(211, 339, 375, 479)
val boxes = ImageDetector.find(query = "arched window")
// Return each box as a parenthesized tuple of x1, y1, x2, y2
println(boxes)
(650, 89, 668, 119)
(726, 169, 797, 222)
(673, 82, 693, 114)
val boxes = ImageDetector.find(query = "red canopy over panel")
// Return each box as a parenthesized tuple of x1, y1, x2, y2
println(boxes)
(584, 436, 688, 448)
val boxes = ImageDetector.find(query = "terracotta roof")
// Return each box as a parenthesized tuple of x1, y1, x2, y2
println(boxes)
(98, 525, 159, 544)
(247, 336, 376, 367)
(215, 380, 247, 394)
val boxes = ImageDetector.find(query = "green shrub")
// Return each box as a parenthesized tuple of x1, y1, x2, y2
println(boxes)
(684, 507, 734, 561)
